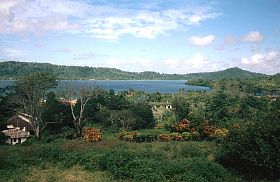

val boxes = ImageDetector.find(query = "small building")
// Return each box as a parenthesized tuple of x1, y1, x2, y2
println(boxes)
(7, 114, 33, 132)
(2, 127, 30, 145)
(1, 114, 33, 145)
(151, 101, 173, 110)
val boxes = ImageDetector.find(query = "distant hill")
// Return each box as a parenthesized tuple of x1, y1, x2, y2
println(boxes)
(185, 67, 266, 80)
(0, 61, 188, 80)
(0, 61, 267, 80)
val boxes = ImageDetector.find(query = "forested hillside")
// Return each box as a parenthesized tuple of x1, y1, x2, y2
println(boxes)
(186, 67, 266, 80)
(0, 61, 267, 80)
(0, 61, 187, 80)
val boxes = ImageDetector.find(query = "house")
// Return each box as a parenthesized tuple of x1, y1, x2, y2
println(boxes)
(6, 114, 33, 132)
(151, 101, 173, 110)
(2, 128, 30, 145)
(1, 114, 33, 145)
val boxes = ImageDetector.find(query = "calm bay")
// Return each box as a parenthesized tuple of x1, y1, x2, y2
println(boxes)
(0, 80, 210, 94)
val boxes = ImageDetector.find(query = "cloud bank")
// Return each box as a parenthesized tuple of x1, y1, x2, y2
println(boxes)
(0, 0, 219, 39)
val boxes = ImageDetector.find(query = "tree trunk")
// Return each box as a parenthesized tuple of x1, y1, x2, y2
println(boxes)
(34, 126, 40, 139)
(75, 124, 82, 137)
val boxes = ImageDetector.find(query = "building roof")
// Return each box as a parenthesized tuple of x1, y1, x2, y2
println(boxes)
(2, 129, 30, 139)
(7, 115, 33, 131)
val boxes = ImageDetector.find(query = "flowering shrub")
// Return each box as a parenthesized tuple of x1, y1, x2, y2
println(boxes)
(82, 128, 102, 142)
(117, 131, 139, 141)
(181, 132, 191, 140)
(171, 118, 190, 133)
(212, 128, 229, 138)
(159, 134, 170, 142)
(202, 121, 216, 138)
(201, 121, 228, 140)
(170, 132, 183, 141)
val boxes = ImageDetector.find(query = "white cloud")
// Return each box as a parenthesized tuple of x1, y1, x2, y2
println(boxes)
(0, 48, 25, 57)
(189, 35, 215, 46)
(103, 58, 156, 72)
(242, 31, 264, 42)
(184, 53, 208, 68)
(73, 52, 96, 60)
(0, 0, 84, 34)
(163, 53, 221, 73)
(84, 8, 219, 40)
(240, 51, 279, 74)
(53, 48, 75, 53)
(0, 0, 219, 39)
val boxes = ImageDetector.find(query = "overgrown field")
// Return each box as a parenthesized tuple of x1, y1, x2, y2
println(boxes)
(0, 133, 246, 182)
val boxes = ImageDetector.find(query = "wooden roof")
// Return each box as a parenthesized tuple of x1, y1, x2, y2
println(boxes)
(2, 129, 30, 139)
(7, 115, 33, 131)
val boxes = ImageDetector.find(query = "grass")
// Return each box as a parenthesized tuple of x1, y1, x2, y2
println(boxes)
(1, 164, 114, 182)
(0, 129, 265, 182)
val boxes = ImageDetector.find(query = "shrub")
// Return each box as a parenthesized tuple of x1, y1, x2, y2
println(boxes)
(0, 132, 7, 145)
(212, 128, 229, 139)
(159, 134, 169, 142)
(187, 158, 227, 182)
(171, 118, 190, 133)
(190, 130, 200, 140)
(98, 149, 137, 179)
(117, 131, 139, 141)
(134, 134, 157, 142)
(83, 128, 102, 142)
(59, 126, 75, 139)
(181, 132, 191, 140)
(170, 132, 183, 141)
(219, 119, 280, 179)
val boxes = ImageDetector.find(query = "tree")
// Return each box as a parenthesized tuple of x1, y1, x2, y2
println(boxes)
(41, 92, 73, 134)
(172, 93, 190, 120)
(129, 101, 155, 130)
(63, 84, 100, 137)
(13, 72, 58, 139)
(0, 86, 16, 130)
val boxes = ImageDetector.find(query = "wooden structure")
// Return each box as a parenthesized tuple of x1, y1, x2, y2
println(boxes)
(2, 128, 30, 145)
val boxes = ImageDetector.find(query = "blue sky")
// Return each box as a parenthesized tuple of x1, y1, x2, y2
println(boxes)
(0, 0, 280, 74)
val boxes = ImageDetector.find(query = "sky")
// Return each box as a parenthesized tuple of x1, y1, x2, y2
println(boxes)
(0, 0, 280, 74)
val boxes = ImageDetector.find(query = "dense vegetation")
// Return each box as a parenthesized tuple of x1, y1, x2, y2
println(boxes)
(0, 70, 279, 181)
(0, 61, 266, 80)
(0, 61, 188, 80)
(187, 72, 279, 95)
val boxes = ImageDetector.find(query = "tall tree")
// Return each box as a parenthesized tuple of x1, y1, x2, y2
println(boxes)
(13, 72, 58, 139)
(172, 93, 190, 120)
(63, 84, 100, 137)
(41, 92, 73, 134)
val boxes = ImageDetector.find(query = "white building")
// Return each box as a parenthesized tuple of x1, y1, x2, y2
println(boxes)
(2, 127, 30, 145)
(1, 114, 33, 145)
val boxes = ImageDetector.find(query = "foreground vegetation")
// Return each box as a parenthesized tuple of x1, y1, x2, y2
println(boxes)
(0, 70, 279, 181)
(0, 135, 240, 182)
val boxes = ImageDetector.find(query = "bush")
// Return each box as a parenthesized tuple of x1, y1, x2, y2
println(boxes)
(83, 128, 102, 142)
(181, 132, 191, 140)
(170, 118, 190, 133)
(117, 131, 139, 141)
(134, 134, 157, 142)
(159, 134, 169, 142)
(0, 132, 7, 145)
(219, 119, 280, 179)
(170, 132, 183, 141)
(98, 149, 137, 179)
(187, 158, 227, 182)
(59, 126, 75, 139)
